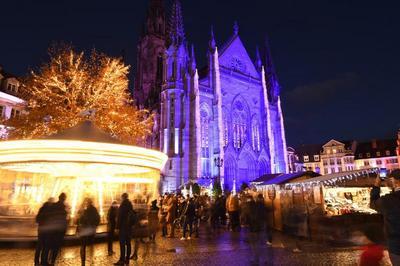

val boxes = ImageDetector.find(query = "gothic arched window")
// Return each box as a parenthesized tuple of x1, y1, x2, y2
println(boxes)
(200, 109, 210, 177)
(232, 100, 247, 149)
(251, 118, 260, 152)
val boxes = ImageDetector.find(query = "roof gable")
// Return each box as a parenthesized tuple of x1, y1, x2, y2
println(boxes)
(218, 35, 259, 78)
(323, 139, 345, 148)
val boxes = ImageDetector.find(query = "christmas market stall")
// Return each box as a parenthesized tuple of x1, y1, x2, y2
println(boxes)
(251, 171, 320, 231)
(281, 168, 389, 242)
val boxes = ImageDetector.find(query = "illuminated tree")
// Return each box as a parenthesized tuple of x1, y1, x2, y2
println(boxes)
(4, 45, 153, 144)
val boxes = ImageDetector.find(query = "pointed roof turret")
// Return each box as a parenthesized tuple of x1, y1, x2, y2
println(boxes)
(265, 35, 280, 101)
(209, 25, 216, 51)
(233, 21, 239, 36)
(169, 0, 185, 46)
(255, 46, 262, 72)
(190, 44, 197, 70)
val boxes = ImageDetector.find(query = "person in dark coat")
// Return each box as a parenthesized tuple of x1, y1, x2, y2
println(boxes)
(247, 194, 267, 265)
(370, 169, 400, 266)
(107, 201, 118, 255)
(77, 198, 100, 266)
(149, 199, 159, 242)
(34, 197, 55, 266)
(49, 192, 68, 265)
(114, 193, 134, 265)
(181, 197, 196, 240)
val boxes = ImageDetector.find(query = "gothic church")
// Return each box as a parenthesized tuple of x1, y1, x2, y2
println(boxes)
(134, 0, 288, 192)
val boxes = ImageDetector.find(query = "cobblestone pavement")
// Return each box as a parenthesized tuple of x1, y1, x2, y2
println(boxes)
(0, 230, 393, 266)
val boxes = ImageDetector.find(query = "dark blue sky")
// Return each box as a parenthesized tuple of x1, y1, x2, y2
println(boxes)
(1, 0, 399, 146)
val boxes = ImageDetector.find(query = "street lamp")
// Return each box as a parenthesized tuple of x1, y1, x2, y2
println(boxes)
(214, 156, 224, 187)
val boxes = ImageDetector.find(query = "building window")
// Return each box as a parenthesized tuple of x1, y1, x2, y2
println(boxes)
(358, 153, 362, 158)
(333, 149, 337, 154)
(331, 167, 335, 173)
(251, 120, 260, 152)
(0, 106, 4, 117)
(223, 119, 228, 147)
(364, 160, 370, 166)
(314, 155, 320, 161)
(366, 153, 371, 158)
(303, 156, 309, 162)
(330, 159, 335, 165)
(386, 150, 391, 156)
(324, 168, 328, 174)
(200, 110, 209, 158)
(337, 158, 342, 164)
(376, 160, 382, 165)
(376, 151, 381, 157)
(323, 159, 328, 166)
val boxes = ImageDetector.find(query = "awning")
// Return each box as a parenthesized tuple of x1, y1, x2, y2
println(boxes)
(286, 168, 379, 187)
(251, 171, 320, 186)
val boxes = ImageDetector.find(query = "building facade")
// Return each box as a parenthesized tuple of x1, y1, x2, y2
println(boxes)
(134, 0, 288, 192)
(294, 138, 398, 175)
(0, 66, 25, 138)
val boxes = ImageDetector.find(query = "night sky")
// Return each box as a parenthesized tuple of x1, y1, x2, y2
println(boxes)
(1, 0, 399, 147)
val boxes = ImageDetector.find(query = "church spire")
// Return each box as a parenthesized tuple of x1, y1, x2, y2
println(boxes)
(169, 0, 185, 46)
(209, 25, 216, 51)
(144, 0, 166, 36)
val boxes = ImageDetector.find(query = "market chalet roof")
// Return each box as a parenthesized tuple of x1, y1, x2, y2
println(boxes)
(289, 168, 379, 187)
(251, 171, 320, 186)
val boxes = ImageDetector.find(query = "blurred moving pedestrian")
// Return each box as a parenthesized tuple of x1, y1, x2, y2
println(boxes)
(34, 197, 55, 266)
(247, 194, 267, 265)
(49, 193, 68, 265)
(226, 192, 240, 231)
(149, 200, 159, 242)
(370, 169, 400, 266)
(77, 198, 100, 266)
(114, 193, 134, 265)
(159, 195, 168, 237)
(107, 201, 118, 256)
(181, 197, 196, 240)
(358, 225, 385, 266)
(166, 194, 177, 238)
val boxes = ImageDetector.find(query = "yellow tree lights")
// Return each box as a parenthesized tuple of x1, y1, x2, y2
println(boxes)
(4, 45, 153, 144)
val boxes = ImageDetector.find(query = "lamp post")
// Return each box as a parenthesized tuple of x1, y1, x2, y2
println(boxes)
(214, 156, 224, 189)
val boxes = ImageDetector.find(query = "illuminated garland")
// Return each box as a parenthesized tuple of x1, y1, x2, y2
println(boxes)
(3, 46, 153, 144)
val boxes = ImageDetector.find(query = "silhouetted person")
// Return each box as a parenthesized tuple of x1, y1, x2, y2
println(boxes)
(148, 200, 159, 242)
(114, 193, 134, 265)
(77, 198, 100, 266)
(107, 201, 118, 255)
(49, 193, 68, 265)
(181, 197, 196, 240)
(248, 194, 267, 265)
(34, 197, 55, 266)
(370, 169, 400, 266)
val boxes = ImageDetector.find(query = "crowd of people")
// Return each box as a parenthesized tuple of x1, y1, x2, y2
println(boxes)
(32, 170, 400, 266)
(33, 189, 274, 266)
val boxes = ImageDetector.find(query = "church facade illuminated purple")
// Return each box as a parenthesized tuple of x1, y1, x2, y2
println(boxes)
(134, 0, 288, 192)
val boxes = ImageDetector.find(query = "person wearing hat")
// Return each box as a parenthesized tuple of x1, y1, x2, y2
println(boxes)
(370, 169, 400, 266)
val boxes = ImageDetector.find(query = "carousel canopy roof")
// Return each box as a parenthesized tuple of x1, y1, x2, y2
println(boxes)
(46, 120, 120, 144)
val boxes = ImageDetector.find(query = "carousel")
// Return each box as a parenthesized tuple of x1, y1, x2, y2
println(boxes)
(0, 121, 168, 237)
